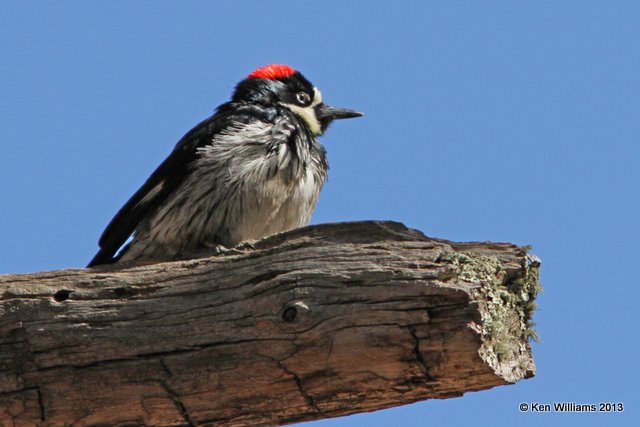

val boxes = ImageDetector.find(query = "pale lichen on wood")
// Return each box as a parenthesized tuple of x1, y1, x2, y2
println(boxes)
(440, 250, 540, 382)
(0, 221, 540, 427)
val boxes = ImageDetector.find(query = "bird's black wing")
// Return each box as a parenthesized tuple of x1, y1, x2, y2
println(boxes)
(88, 104, 278, 267)
(87, 103, 274, 267)
(87, 115, 218, 266)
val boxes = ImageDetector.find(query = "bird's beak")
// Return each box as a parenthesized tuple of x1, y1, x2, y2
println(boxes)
(315, 104, 363, 122)
(315, 103, 363, 134)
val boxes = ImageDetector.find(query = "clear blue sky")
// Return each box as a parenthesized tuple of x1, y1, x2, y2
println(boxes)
(1, 1, 638, 426)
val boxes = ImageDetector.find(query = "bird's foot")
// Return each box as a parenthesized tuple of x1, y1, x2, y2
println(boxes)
(198, 240, 257, 256)
(235, 240, 258, 251)
(199, 241, 232, 255)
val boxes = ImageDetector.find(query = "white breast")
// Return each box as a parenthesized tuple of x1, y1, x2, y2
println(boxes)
(121, 115, 327, 262)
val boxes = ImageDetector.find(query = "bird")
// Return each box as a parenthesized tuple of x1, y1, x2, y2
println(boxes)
(88, 64, 362, 267)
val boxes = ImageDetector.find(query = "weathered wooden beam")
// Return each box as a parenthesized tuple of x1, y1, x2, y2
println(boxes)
(0, 221, 540, 427)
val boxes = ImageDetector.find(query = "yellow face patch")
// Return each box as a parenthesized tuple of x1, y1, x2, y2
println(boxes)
(282, 88, 323, 136)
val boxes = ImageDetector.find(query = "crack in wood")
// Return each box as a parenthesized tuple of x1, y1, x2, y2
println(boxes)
(160, 360, 195, 427)
(0, 387, 46, 423)
(36, 387, 45, 421)
(241, 270, 288, 286)
(32, 337, 290, 372)
(275, 359, 322, 414)
(408, 325, 435, 382)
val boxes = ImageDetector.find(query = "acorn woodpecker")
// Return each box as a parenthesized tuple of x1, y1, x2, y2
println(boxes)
(88, 64, 362, 267)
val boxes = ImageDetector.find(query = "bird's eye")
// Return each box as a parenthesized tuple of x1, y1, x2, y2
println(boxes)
(296, 92, 311, 105)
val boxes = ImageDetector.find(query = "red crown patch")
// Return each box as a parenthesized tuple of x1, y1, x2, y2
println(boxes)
(247, 64, 296, 80)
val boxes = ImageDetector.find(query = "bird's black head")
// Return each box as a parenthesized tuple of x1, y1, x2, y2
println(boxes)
(232, 64, 362, 135)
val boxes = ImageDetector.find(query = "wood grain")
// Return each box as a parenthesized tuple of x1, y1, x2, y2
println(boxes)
(0, 221, 540, 426)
